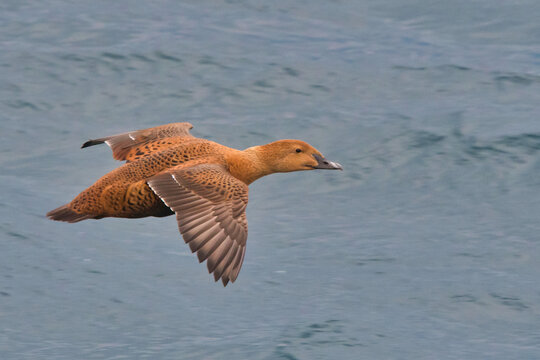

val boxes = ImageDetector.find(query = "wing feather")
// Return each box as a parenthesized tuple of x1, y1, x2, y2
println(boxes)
(214, 243, 239, 285)
(207, 237, 234, 273)
(221, 245, 242, 286)
(82, 122, 194, 162)
(147, 163, 248, 286)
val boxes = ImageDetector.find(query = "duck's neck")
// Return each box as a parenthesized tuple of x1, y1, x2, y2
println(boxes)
(225, 146, 273, 185)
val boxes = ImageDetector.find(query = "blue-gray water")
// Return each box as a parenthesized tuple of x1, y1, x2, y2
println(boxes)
(1, 1, 540, 359)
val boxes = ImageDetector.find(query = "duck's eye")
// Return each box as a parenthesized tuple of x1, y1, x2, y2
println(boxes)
(295, 148, 302, 153)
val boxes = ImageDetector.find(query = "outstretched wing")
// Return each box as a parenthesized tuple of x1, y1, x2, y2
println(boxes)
(81, 122, 194, 162)
(147, 163, 248, 286)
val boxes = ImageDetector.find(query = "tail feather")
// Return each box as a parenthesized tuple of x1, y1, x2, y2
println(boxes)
(46, 204, 92, 223)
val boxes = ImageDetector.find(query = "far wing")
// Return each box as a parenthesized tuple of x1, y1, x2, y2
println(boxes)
(81, 122, 194, 162)
(147, 164, 248, 286)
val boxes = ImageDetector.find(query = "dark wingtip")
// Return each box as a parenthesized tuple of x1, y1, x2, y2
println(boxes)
(81, 139, 104, 149)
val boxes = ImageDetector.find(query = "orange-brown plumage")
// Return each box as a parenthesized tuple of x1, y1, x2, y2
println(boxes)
(47, 122, 342, 285)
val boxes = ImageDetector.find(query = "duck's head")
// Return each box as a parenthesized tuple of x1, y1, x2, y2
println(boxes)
(256, 139, 343, 173)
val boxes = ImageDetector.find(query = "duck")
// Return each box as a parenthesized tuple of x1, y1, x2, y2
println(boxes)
(47, 122, 342, 286)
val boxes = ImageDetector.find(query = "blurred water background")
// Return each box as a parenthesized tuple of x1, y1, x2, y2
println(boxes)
(1, 1, 540, 359)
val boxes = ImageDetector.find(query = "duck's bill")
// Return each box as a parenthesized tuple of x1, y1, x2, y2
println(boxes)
(313, 154, 343, 170)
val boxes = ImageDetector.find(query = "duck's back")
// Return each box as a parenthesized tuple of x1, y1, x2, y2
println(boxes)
(47, 124, 232, 222)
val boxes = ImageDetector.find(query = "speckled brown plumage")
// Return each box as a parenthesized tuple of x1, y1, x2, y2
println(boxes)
(47, 122, 342, 286)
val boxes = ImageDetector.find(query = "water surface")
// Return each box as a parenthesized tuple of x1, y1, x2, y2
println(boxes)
(1, 1, 540, 359)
